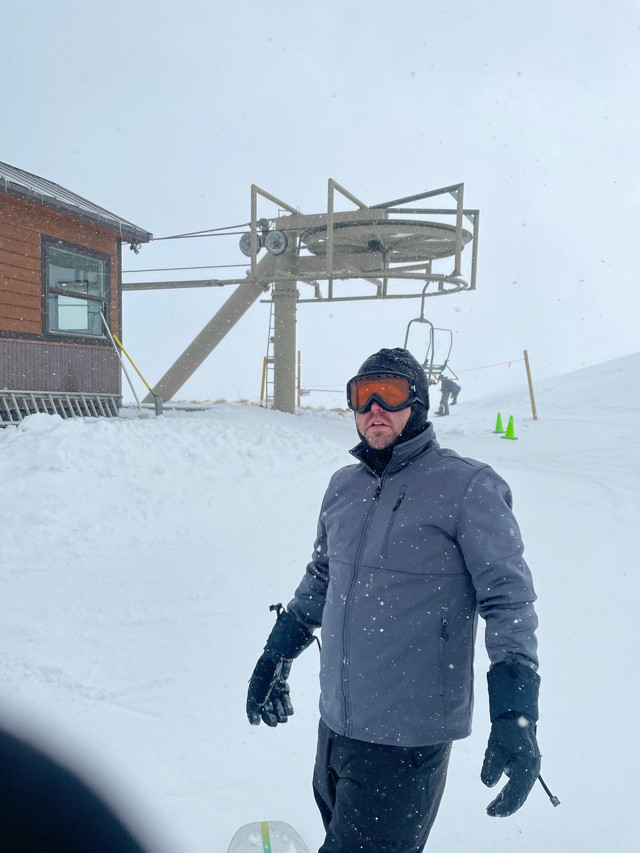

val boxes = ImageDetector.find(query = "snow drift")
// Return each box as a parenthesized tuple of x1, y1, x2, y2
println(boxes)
(1, 353, 639, 852)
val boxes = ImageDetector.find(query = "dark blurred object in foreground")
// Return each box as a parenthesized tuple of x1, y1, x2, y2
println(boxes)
(0, 724, 154, 853)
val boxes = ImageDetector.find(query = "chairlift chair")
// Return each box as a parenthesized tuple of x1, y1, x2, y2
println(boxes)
(403, 285, 458, 384)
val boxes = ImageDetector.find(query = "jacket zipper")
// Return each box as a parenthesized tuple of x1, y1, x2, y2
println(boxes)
(341, 475, 382, 736)
(439, 607, 449, 699)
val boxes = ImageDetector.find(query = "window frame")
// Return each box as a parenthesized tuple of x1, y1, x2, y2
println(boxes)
(41, 235, 112, 344)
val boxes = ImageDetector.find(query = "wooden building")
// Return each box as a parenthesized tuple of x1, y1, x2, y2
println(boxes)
(0, 161, 152, 423)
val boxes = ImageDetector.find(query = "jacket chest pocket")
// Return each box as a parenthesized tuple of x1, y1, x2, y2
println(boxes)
(376, 487, 463, 575)
(381, 484, 408, 559)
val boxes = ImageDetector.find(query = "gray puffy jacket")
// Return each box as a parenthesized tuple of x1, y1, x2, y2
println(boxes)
(288, 423, 538, 747)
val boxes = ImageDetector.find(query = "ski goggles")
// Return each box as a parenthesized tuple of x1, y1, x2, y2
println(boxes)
(346, 373, 417, 413)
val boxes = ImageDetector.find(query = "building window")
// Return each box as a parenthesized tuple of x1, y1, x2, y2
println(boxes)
(43, 237, 110, 338)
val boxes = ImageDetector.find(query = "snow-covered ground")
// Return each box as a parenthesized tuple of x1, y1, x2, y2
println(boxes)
(1, 353, 639, 852)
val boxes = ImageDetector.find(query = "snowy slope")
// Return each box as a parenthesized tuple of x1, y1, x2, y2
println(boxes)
(1, 354, 639, 852)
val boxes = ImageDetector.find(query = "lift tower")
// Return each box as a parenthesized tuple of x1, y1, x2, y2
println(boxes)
(122, 180, 479, 413)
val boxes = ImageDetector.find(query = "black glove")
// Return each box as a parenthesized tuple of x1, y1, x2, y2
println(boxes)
(481, 656, 541, 817)
(247, 606, 314, 727)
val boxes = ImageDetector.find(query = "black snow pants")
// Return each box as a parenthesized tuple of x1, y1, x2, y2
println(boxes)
(313, 719, 451, 853)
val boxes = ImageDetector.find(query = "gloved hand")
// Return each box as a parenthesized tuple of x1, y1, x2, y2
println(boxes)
(247, 656, 294, 726)
(247, 606, 314, 727)
(482, 656, 541, 817)
(481, 711, 541, 816)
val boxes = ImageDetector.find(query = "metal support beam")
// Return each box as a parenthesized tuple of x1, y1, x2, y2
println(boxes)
(123, 279, 233, 291)
(142, 280, 268, 403)
(272, 278, 299, 414)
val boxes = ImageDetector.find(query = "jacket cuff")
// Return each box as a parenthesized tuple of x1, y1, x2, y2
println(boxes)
(487, 657, 540, 722)
(264, 608, 315, 660)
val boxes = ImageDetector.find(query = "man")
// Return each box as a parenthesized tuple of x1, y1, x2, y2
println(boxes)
(436, 375, 461, 416)
(247, 348, 541, 853)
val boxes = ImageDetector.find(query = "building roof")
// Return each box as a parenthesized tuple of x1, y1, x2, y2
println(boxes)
(0, 161, 153, 244)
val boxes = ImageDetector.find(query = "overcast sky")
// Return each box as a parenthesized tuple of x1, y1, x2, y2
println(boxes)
(3, 0, 639, 406)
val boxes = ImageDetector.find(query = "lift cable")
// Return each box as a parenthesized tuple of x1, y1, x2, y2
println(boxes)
(306, 358, 526, 391)
(151, 222, 251, 241)
(453, 358, 525, 373)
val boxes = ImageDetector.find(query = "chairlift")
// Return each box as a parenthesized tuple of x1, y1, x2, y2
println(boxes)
(403, 285, 458, 384)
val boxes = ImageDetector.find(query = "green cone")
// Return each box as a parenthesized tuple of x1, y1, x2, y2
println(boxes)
(502, 415, 518, 440)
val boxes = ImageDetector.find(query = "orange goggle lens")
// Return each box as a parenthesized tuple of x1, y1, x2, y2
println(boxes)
(347, 375, 412, 412)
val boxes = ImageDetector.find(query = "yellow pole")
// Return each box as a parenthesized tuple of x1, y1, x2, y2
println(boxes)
(112, 332, 153, 393)
(523, 349, 538, 420)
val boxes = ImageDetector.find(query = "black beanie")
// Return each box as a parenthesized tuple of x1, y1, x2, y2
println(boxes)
(351, 348, 430, 457)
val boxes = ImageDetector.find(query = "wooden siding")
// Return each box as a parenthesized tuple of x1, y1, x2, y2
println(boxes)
(1, 191, 124, 396)
(0, 193, 120, 337)
(0, 338, 120, 394)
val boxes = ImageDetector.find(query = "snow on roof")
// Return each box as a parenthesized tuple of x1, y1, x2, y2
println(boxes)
(0, 160, 152, 244)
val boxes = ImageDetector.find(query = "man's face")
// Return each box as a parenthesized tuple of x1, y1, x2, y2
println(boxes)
(355, 399, 411, 449)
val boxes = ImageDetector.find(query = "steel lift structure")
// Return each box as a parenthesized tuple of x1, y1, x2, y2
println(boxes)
(122, 180, 479, 413)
